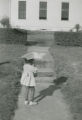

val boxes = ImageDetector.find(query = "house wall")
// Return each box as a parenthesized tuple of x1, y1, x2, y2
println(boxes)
(0, 0, 10, 20)
(10, 0, 82, 31)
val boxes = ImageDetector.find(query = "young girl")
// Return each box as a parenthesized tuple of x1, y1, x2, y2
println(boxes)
(20, 58, 38, 105)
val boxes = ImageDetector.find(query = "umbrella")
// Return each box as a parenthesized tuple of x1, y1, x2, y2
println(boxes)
(21, 52, 46, 60)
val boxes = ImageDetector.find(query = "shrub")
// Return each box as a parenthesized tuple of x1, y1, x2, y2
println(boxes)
(0, 17, 10, 28)
(75, 24, 80, 32)
(0, 28, 27, 44)
(54, 32, 82, 46)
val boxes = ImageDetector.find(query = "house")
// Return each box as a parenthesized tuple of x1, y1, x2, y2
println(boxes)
(10, 0, 82, 31)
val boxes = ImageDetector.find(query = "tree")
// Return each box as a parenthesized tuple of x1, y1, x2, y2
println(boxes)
(75, 24, 80, 32)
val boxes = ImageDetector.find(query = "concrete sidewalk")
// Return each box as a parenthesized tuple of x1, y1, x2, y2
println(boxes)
(13, 83, 73, 120)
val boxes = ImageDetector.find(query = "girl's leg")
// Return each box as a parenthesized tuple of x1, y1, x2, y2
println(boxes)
(31, 87, 35, 101)
(25, 86, 29, 101)
(28, 87, 37, 105)
(28, 87, 35, 102)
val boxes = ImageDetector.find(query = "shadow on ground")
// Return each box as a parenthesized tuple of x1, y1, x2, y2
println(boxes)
(34, 76, 68, 102)
(0, 61, 10, 65)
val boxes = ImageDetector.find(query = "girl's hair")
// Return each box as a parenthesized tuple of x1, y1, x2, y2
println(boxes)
(24, 58, 34, 65)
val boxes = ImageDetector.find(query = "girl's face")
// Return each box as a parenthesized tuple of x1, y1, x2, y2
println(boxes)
(27, 59, 34, 65)
(30, 59, 34, 65)
(24, 58, 34, 65)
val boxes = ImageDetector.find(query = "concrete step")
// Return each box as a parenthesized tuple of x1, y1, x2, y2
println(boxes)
(38, 68, 54, 72)
(27, 46, 50, 52)
(37, 68, 56, 77)
(26, 45, 55, 83)
(27, 31, 54, 46)
(27, 46, 54, 61)
(35, 60, 53, 67)
(36, 76, 56, 83)
(27, 31, 54, 41)
(37, 72, 54, 77)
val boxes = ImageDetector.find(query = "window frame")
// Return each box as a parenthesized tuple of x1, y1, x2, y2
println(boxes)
(18, 1, 26, 20)
(61, 2, 69, 21)
(39, 1, 47, 20)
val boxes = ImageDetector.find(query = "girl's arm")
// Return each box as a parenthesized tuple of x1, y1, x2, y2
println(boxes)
(33, 66, 38, 73)
(33, 67, 38, 77)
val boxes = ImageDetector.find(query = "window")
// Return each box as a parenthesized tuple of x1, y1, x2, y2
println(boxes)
(61, 2, 69, 20)
(39, 2, 47, 20)
(18, 1, 26, 19)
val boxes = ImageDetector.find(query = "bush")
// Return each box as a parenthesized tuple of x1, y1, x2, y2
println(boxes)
(55, 32, 82, 46)
(0, 17, 10, 28)
(0, 28, 27, 44)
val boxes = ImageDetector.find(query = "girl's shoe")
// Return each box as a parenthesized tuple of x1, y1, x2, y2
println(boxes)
(29, 101, 38, 105)
(24, 100, 28, 105)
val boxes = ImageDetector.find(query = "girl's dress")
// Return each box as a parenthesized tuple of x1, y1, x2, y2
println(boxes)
(20, 64, 37, 86)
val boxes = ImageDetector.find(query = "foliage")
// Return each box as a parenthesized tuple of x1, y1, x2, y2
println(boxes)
(0, 28, 27, 44)
(75, 24, 80, 32)
(55, 32, 82, 46)
(0, 17, 10, 28)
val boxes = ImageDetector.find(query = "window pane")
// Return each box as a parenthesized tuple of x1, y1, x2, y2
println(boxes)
(40, 2, 47, 9)
(39, 10, 47, 19)
(61, 11, 69, 20)
(18, 1, 26, 19)
(62, 2, 69, 9)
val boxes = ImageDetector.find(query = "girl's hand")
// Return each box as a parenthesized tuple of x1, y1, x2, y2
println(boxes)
(33, 67, 38, 73)
(34, 72, 38, 77)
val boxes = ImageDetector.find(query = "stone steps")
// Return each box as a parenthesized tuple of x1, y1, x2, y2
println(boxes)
(37, 68, 54, 77)
(38, 68, 54, 72)
(36, 76, 56, 83)
(27, 31, 54, 41)
(27, 46, 50, 52)
(26, 31, 55, 83)
(27, 31, 54, 46)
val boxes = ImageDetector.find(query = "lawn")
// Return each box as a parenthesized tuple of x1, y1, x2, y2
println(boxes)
(0, 61, 22, 120)
(0, 44, 27, 120)
(0, 44, 27, 63)
(50, 46, 82, 120)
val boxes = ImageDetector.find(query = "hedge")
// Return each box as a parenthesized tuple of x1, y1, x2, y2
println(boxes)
(0, 28, 27, 44)
(0, 28, 82, 47)
(55, 32, 82, 46)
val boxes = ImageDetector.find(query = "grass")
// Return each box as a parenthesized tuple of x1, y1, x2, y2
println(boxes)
(50, 46, 82, 120)
(0, 60, 23, 120)
(0, 44, 27, 63)
(61, 76, 82, 120)
(0, 43, 26, 120)
(0, 37, 82, 120)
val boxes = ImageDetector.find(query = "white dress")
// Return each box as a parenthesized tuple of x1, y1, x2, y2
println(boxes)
(20, 64, 37, 86)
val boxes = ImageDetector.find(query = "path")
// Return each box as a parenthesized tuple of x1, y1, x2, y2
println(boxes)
(14, 83, 72, 120)
(13, 45, 73, 120)
(26, 46, 56, 83)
